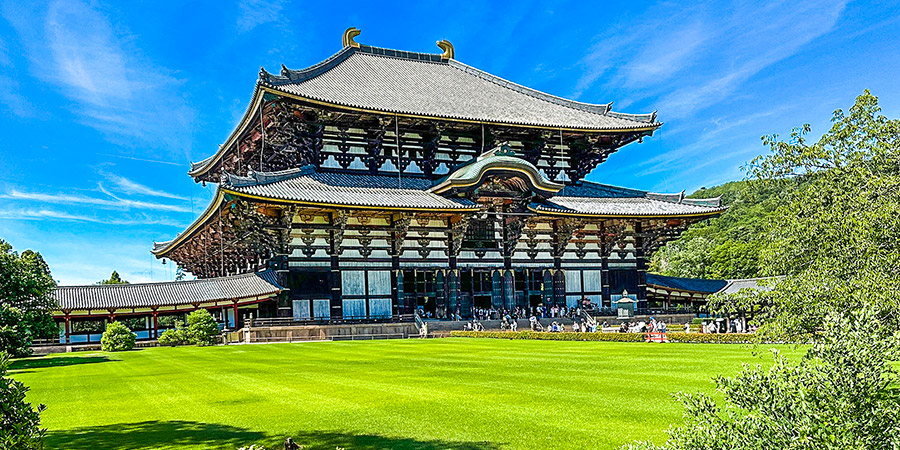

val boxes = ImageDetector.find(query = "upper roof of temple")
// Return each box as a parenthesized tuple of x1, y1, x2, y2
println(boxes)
(258, 43, 659, 131)
(188, 30, 662, 181)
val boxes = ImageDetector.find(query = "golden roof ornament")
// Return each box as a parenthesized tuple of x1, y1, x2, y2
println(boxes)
(342, 27, 361, 48)
(437, 40, 454, 59)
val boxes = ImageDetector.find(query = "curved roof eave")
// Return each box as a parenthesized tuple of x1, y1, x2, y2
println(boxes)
(259, 85, 662, 132)
(152, 188, 227, 257)
(153, 184, 481, 257)
(188, 85, 266, 179)
(526, 204, 727, 219)
(429, 158, 563, 196)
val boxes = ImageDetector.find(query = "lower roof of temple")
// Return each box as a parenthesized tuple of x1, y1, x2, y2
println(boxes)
(53, 270, 283, 312)
(647, 274, 779, 297)
(153, 154, 726, 257)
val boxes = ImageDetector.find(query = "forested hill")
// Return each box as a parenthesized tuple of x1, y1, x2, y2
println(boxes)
(649, 179, 794, 279)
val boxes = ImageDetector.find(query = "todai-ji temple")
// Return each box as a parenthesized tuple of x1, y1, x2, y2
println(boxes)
(52, 30, 731, 341)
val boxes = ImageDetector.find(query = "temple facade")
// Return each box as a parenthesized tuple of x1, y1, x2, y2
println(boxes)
(152, 29, 724, 322)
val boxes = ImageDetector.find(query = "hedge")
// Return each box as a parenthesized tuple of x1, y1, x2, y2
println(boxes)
(450, 330, 760, 344)
(666, 332, 758, 344)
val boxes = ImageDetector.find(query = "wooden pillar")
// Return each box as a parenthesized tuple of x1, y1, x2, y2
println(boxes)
(233, 301, 240, 328)
(64, 314, 71, 344)
(152, 311, 159, 338)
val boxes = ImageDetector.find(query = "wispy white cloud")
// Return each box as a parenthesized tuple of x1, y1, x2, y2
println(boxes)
(573, 0, 847, 118)
(0, 208, 187, 227)
(99, 171, 187, 200)
(237, 0, 286, 33)
(1, 189, 192, 213)
(1, 0, 194, 153)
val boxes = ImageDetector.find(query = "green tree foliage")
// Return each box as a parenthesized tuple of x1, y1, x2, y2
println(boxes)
(156, 323, 188, 346)
(185, 309, 220, 346)
(157, 310, 220, 346)
(626, 91, 900, 449)
(0, 240, 57, 357)
(623, 312, 900, 450)
(0, 352, 46, 450)
(100, 321, 136, 352)
(98, 271, 128, 285)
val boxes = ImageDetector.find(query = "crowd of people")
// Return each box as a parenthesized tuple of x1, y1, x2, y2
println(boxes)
(616, 317, 668, 333)
(467, 305, 584, 322)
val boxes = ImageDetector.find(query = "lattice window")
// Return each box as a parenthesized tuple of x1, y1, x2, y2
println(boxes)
(462, 218, 498, 250)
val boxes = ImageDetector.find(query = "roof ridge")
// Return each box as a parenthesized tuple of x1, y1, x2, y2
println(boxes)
(56, 271, 264, 289)
(222, 166, 315, 187)
(263, 44, 448, 86)
(568, 180, 648, 197)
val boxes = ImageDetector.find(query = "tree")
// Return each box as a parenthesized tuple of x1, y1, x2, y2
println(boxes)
(157, 310, 220, 346)
(625, 91, 900, 449)
(100, 321, 136, 352)
(718, 90, 900, 340)
(98, 271, 128, 285)
(0, 352, 46, 450)
(185, 310, 220, 346)
(622, 311, 900, 450)
(0, 240, 57, 357)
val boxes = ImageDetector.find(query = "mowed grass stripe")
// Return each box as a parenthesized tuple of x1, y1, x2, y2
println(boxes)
(12, 338, 800, 450)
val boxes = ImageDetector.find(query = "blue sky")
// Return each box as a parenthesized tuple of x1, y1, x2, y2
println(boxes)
(0, 0, 898, 285)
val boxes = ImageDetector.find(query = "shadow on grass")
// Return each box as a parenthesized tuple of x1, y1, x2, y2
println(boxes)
(10, 355, 111, 373)
(289, 431, 504, 450)
(46, 420, 266, 450)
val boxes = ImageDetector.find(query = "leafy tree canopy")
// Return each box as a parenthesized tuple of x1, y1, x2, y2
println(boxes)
(98, 271, 128, 285)
(627, 91, 900, 449)
(0, 240, 57, 357)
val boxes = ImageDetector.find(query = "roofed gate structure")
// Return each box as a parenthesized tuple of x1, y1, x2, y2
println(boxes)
(153, 29, 724, 322)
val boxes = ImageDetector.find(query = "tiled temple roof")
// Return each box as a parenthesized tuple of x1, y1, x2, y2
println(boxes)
(647, 274, 781, 297)
(646, 273, 729, 294)
(260, 44, 659, 131)
(223, 167, 475, 210)
(531, 181, 725, 217)
(53, 271, 283, 311)
(717, 277, 779, 295)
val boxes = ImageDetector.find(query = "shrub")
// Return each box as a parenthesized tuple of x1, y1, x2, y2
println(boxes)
(157, 310, 220, 346)
(185, 310, 220, 346)
(157, 324, 188, 346)
(0, 352, 46, 449)
(100, 321, 136, 352)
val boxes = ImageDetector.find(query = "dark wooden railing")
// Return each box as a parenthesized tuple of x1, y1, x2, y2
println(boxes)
(246, 314, 415, 328)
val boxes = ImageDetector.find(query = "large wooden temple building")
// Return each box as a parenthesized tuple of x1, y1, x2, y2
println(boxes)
(148, 29, 725, 322)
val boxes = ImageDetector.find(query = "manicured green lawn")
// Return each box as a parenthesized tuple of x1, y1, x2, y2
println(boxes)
(11, 338, 796, 450)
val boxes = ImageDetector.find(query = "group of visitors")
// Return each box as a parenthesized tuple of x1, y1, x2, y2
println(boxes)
(466, 305, 587, 321)
(617, 317, 668, 334)
(462, 320, 485, 332)
(699, 318, 751, 334)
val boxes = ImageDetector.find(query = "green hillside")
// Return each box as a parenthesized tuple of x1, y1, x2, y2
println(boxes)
(650, 179, 795, 279)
